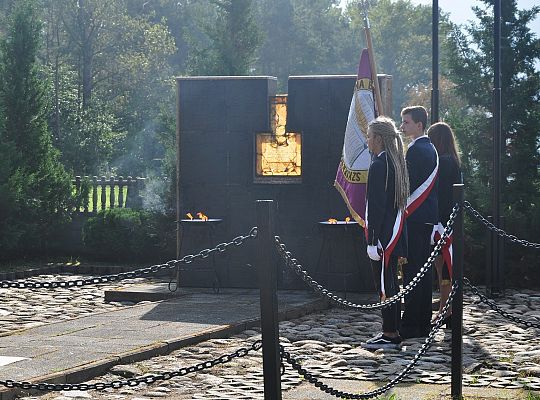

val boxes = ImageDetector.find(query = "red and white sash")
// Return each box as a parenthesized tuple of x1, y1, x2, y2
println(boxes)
(406, 148, 439, 217)
(431, 222, 453, 276)
(381, 209, 405, 269)
(365, 203, 405, 297)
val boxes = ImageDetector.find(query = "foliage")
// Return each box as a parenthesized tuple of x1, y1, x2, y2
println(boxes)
(48, 67, 125, 175)
(40, 0, 176, 177)
(186, 0, 262, 75)
(0, 0, 75, 257)
(347, 0, 450, 117)
(526, 391, 540, 400)
(443, 0, 540, 285)
(2, 0, 455, 179)
(153, 103, 177, 214)
(254, 0, 357, 91)
(82, 208, 163, 262)
(0, 0, 538, 285)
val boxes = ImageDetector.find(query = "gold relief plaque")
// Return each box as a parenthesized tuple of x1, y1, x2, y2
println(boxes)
(255, 95, 302, 179)
(256, 132, 302, 176)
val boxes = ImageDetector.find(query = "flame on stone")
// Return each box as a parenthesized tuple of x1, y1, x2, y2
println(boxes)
(197, 212, 209, 221)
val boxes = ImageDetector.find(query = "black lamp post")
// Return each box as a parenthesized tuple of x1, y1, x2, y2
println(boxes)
(431, 0, 439, 124)
(490, 0, 503, 297)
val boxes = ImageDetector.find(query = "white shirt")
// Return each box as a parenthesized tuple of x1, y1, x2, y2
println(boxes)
(407, 134, 428, 149)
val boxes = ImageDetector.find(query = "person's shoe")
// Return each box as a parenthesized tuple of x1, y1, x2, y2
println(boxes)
(400, 326, 430, 339)
(431, 314, 452, 329)
(361, 333, 402, 350)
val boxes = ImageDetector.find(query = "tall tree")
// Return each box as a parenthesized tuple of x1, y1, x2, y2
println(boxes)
(187, 0, 262, 75)
(446, 0, 540, 214)
(444, 0, 540, 283)
(254, 0, 357, 91)
(39, 0, 176, 175)
(0, 0, 74, 255)
(254, 0, 296, 89)
(347, 0, 448, 117)
(127, 0, 197, 72)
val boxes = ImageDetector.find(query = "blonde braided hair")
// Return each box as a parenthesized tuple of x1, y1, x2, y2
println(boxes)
(368, 117, 410, 210)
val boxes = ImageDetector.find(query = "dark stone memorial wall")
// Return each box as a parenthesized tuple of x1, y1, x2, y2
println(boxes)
(176, 75, 374, 292)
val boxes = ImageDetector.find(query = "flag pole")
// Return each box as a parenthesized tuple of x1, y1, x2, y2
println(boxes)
(361, 1, 384, 116)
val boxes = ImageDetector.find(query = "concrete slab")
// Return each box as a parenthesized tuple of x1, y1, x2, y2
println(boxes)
(284, 378, 538, 399)
(104, 283, 190, 302)
(0, 288, 327, 399)
(0, 357, 28, 367)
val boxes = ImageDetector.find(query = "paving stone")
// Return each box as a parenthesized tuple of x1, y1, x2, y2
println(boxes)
(1, 275, 537, 400)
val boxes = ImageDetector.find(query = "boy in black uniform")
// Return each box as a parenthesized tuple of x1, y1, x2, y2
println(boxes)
(400, 106, 439, 339)
(362, 117, 409, 349)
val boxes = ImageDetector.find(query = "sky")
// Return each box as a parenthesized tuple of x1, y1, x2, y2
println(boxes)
(340, 0, 540, 35)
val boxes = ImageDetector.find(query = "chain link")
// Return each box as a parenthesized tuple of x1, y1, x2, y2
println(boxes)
(0, 227, 258, 290)
(464, 278, 540, 329)
(280, 282, 458, 399)
(275, 205, 460, 310)
(463, 202, 540, 249)
(0, 340, 262, 392)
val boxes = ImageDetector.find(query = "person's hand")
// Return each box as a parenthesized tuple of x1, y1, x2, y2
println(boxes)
(367, 245, 381, 261)
(430, 225, 437, 245)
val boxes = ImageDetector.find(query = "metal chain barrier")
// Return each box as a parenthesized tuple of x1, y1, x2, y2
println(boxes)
(464, 277, 540, 329)
(463, 201, 540, 249)
(275, 204, 459, 310)
(280, 282, 458, 399)
(0, 228, 258, 290)
(0, 340, 262, 392)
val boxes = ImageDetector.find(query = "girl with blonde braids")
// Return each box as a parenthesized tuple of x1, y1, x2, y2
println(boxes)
(362, 116, 409, 349)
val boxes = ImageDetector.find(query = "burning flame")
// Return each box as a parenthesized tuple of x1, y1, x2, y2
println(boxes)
(327, 218, 338, 224)
(186, 212, 193, 220)
(197, 212, 209, 221)
(345, 217, 351, 223)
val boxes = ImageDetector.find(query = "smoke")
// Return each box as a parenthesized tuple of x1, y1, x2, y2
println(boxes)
(141, 177, 168, 214)
(111, 118, 166, 178)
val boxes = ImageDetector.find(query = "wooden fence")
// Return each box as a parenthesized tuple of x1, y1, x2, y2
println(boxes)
(72, 176, 145, 214)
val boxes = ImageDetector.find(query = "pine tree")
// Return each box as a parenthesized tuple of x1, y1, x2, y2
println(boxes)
(0, 0, 74, 255)
(187, 0, 262, 75)
(444, 0, 540, 284)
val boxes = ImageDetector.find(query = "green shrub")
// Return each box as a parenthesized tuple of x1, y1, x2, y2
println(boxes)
(0, 1, 76, 258)
(82, 208, 162, 262)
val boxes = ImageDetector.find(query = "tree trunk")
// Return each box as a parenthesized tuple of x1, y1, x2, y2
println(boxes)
(78, 0, 93, 109)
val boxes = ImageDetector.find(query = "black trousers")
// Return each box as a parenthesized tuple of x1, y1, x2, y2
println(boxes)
(370, 255, 400, 333)
(401, 223, 433, 334)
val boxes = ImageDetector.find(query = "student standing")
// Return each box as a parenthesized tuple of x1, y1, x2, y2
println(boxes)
(362, 117, 409, 349)
(400, 106, 439, 339)
(427, 122, 462, 327)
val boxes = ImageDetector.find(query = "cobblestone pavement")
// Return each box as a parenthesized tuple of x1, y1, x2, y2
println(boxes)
(2, 274, 539, 399)
(0, 274, 153, 335)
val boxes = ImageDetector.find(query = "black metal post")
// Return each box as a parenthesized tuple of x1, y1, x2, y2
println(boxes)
(256, 200, 282, 400)
(451, 184, 464, 400)
(175, 79, 184, 292)
(490, 0, 502, 296)
(431, 0, 440, 123)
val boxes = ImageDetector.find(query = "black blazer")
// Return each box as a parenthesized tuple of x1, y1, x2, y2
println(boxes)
(438, 154, 462, 225)
(366, 152, 407, 257)
(406, 136, 439, 224)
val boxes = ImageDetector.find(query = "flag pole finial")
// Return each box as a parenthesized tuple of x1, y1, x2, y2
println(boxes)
(360, 0, 370, 29)
(360, 1, 384, 116)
